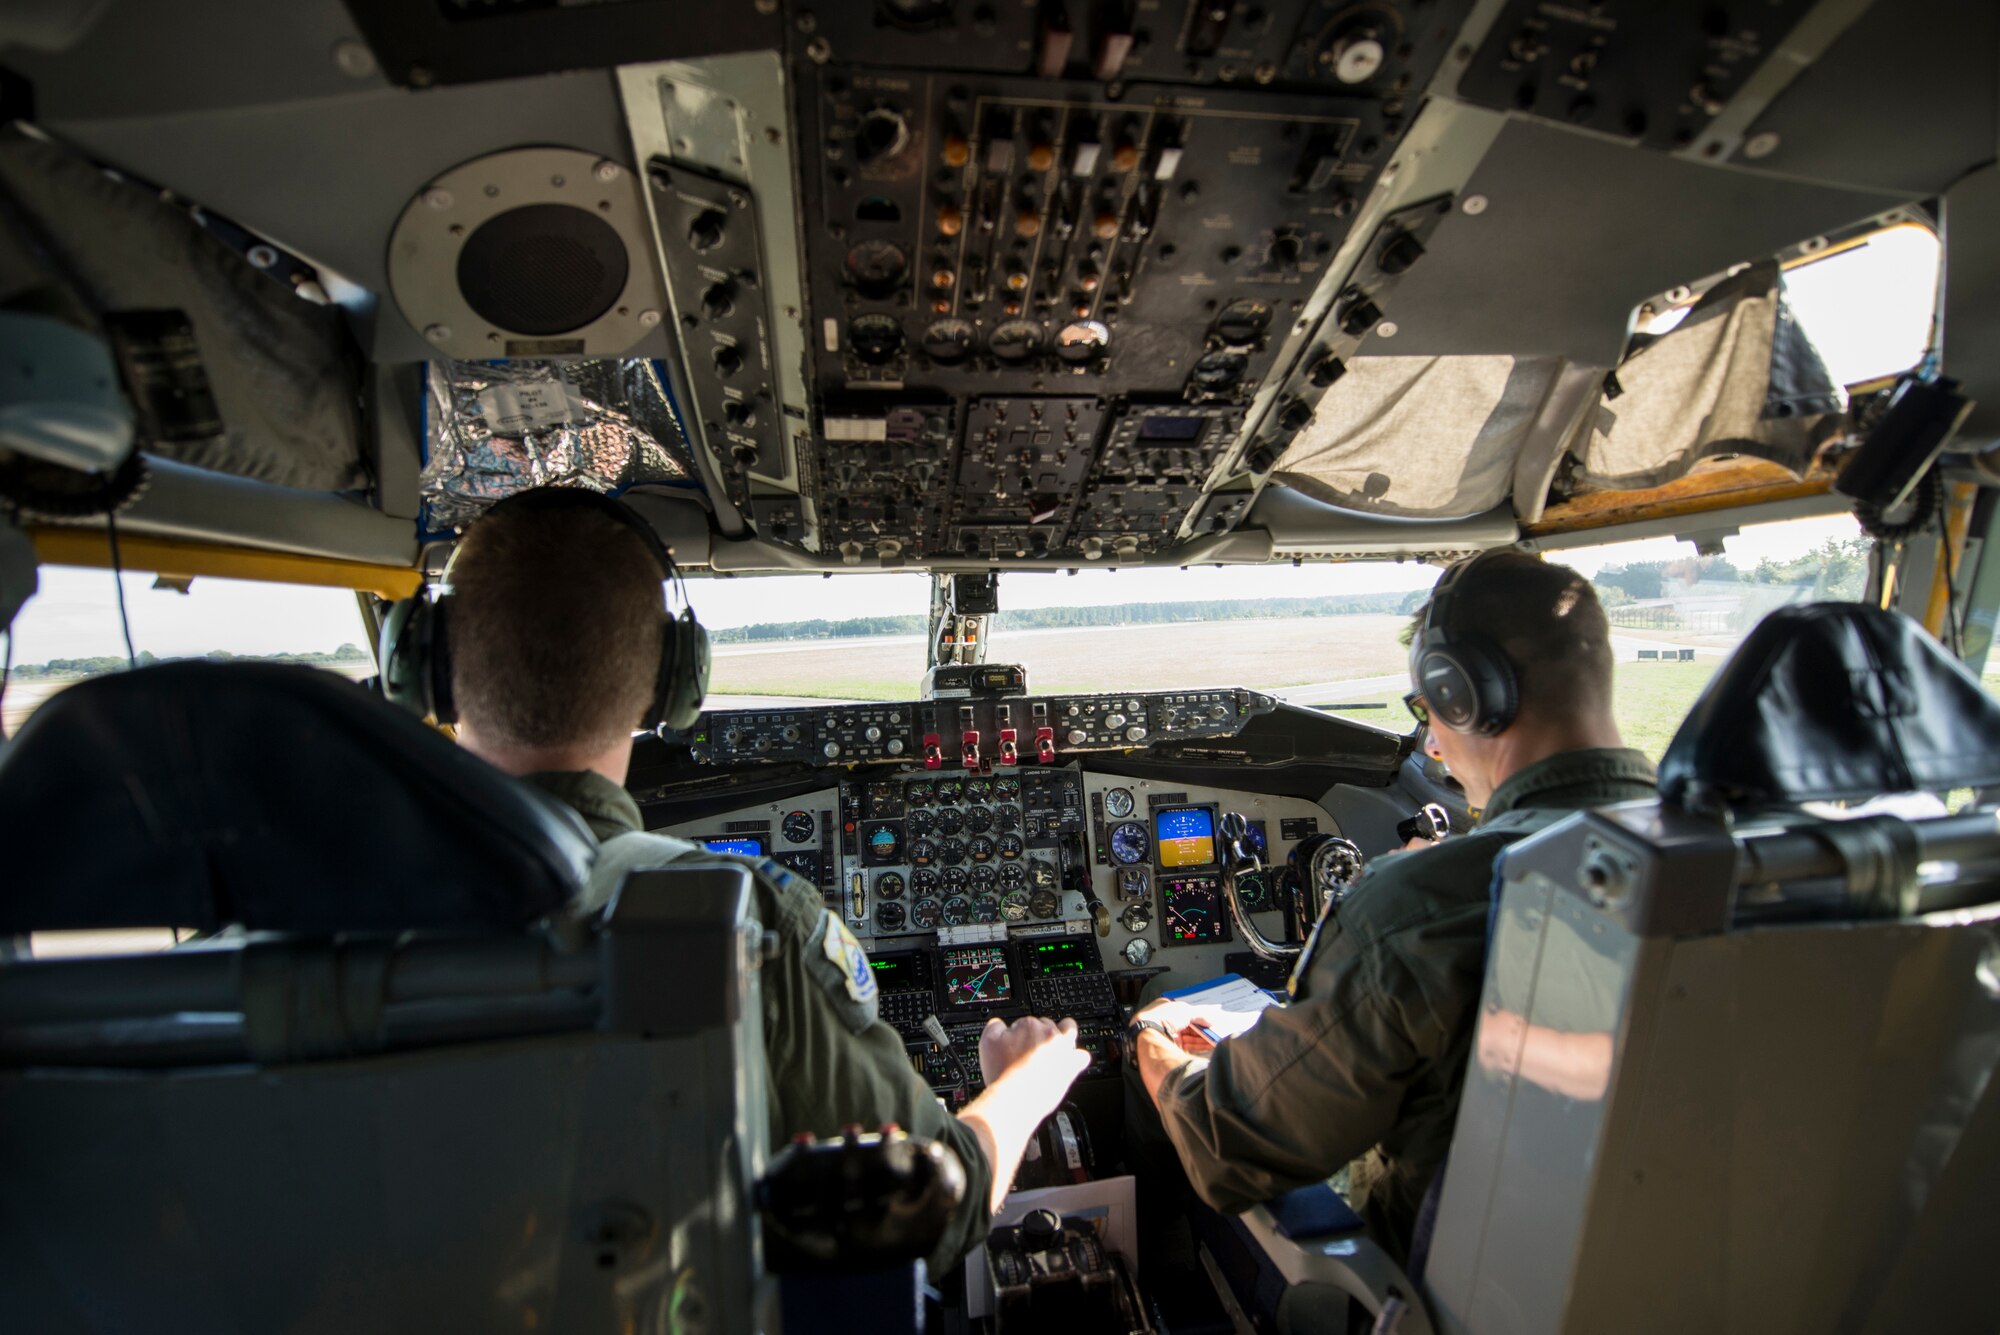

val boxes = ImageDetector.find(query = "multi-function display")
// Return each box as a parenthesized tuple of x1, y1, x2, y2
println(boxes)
(701, 836, 765, 856)
(1154, 806, 1217, 869)
(941, 947, 1013, 1007)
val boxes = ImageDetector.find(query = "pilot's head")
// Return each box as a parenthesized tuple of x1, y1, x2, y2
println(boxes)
(1402, 550, 1618, 808)
(448, 490, 666, 779)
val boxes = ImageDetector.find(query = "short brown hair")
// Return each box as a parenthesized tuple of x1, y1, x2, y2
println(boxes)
(1403, 551, 1614, 720)
(448, 499, 664, 753)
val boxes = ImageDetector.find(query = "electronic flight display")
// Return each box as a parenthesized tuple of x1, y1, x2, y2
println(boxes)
(941, 947, 1013, 1007)
(702, 836, 765, 856)
(1161, 875, 1229, 946)
(1155, 807, 1218, 870)
(1021, 937, 1093, 978)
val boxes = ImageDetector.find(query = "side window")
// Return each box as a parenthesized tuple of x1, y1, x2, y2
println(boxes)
(5, 566, 371, 959)
(1562, 514, 1872, 761)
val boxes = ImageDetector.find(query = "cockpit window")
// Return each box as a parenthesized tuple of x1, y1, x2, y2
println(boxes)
(3, 566, 371, 736)
(1638, 222, 1941, 392)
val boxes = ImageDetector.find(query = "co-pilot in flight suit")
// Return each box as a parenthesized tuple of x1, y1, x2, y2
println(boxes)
(529, 769, 996, 1275)
(1147, 748, 1657, 1264)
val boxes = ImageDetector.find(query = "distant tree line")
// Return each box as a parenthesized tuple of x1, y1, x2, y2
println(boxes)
(1591, 538, 1870, 605)
(9, 643, 370, 681)
(706, 592, 1425, 644)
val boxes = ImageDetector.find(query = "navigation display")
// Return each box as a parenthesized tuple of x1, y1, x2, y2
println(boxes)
(1154, 806, 1217, 869)
(1161, 874, 1229, 944)
(941, 947, 1013, 1006)
(702, 836, 765, 856)
(1021, 937, 1093, 977)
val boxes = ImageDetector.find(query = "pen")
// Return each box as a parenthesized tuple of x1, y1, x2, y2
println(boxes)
(1195, 1024, 1223, 1045)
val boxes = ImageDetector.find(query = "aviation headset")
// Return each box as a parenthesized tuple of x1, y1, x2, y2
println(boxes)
(378, 488, 710, 733)
(1408, 551, 1520, 737)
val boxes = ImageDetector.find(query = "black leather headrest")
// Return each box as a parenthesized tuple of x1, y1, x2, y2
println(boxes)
(0, 662, 596, 933)
(1659, 602, 2000, 810)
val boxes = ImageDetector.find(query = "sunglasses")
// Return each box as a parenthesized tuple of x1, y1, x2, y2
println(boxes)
(1403, 690, 1430, 729)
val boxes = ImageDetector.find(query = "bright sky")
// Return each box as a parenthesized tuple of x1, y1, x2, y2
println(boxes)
(8, 569, 367, 664)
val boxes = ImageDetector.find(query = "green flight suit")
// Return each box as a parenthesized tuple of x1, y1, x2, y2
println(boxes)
(527, 770, 996, 1274)
(1149, 748, 1658, 1263)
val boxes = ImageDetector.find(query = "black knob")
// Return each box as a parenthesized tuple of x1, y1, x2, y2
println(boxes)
(1270, 230, 1304, 266)
(1340, 296, 1383, 337)
(701, 282, 736, 320)
(1244, 440, 1281, 472)
(1019, 1208, 1064, 1253)
(1377, 231, 1425, 276)
(1308, 352, 1346, 387)
(714, 345, 745, 377)
(1277, 397, 1313, 433)
(723, 399, 756, 428)
(689, 210, 727, 252)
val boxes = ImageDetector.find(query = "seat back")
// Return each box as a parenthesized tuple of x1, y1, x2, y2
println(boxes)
(0, 663, 776, 1332)
(1423, 604, 2000, 1335)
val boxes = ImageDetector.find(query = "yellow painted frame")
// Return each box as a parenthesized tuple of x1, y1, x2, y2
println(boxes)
(28, 528, 422, 600)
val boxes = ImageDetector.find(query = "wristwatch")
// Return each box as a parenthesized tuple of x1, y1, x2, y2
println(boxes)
(1122, 1016, 1177, 1066)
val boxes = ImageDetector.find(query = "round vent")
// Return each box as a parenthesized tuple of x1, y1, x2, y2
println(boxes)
(455, 203, 630, 337)
(387, 147, 659, 360)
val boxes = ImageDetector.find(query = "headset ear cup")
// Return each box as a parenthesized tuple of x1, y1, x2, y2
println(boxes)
(429, 595, 456, 726)
(377, 596, 423, 715)
(651, 608, 709, 733)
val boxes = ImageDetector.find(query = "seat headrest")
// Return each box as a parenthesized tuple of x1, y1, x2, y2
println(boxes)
(1659, 602, 2000, 810)
(0, 662, 597, 933)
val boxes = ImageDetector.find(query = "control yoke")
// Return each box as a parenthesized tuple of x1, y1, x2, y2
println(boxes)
(1219, 811, 1300, 962)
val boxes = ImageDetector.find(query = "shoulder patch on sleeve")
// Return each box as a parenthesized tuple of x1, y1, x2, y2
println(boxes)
(820, 911, 880, 1005)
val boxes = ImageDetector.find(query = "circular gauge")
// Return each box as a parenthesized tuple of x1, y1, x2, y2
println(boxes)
(909, 837, 938, 867)
(876, 901, 907, 933)
(941, 895, 972, 926)
(963, 805, 995, 834)
(1236, 870, 1273, 913)
(1211, 297, 1273, 346)
(1028, 889, 1061, 920)
(782, 810, 816, 843)
(967, 835, 996, 863)
(942, 865, 971, 891)
(993, 805, 1021, 832)
(1108, 821, 1149, 865)
(964, 778, 992, 802)
(988, 318, 1041, 362)
(1163, 878, 1224, 943)
(1056, 319, 1110, 363)
(876, 871, 906, 900)
(964, 865, 994, 893)
(848, 313, 905, 364)
(910, 898, 944, 930)
(999, 890, 1031, 922)
(995, 832, 1024, 860)
(999, 862, 1026, 891)
(922, 317, 976, 363)
(940, 838, 968, 865)
(934, 779, 963, 803)
(1116, 865, 1151, 900)
(844, 239, 908, 297)
(1027, 860, 1058, 891)
(911, 868, 940, 896)
(932, 807, 964, 836)
(907, 808, 937, 836)
(865, 782, 900, 816)
(993, 777, 1020, 800)
(906, 780, 935, 806)
(972, 893, 1001, 924)
(1104, 787, 1136, 819)
(1190, 349, 1247, 390)
(862, 821, 902, 864)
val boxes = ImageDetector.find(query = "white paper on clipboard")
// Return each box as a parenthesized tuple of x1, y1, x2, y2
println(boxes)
(963, 1175, 1138, 1320)
(1161, 972, 1283, 1039)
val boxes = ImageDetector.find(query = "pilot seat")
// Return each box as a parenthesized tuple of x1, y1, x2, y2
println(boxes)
(0, 661, 776, 1333)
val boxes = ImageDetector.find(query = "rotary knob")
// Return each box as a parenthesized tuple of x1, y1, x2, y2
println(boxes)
(822, 741, 842, 759)
(887, 738, 906, 755)
(1125, 725, 1147, 742)
(865, 725, 883, 742)
(1067, 728, 1089, 746)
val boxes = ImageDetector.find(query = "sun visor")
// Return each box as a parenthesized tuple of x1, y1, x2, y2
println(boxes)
(1271, 356, 1561, 518)
(1573, 260, 1843, 492)
(418, 357, 701, 532)
(0, 134, 366, 492)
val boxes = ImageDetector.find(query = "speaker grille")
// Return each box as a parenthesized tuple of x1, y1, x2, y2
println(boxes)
(455, 203, 630, 337)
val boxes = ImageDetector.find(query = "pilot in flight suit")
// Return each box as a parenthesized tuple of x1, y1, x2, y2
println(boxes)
(432, 490, 1088, 1276)
(1129, 551, 1656, 1266)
